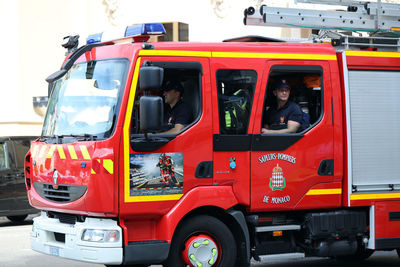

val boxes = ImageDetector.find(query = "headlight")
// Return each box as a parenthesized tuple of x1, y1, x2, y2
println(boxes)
(82, 229, 120, 243)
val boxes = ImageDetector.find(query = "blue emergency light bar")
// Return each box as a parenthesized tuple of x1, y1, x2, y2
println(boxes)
(86, 23, 166, 44)
(125, 23, 166, 36)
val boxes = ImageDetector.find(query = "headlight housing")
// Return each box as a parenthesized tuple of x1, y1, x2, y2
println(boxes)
(82, 229, 120, 243)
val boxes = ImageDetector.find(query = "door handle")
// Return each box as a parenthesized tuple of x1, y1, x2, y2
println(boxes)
(318, 159, 334, 176)
(195, 161, 213, 178)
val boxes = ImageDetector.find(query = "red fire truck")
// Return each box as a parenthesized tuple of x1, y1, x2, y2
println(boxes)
(26, 2, 400, 266)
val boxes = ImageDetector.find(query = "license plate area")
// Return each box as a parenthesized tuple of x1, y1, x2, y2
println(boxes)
(49, 245, 60, 256)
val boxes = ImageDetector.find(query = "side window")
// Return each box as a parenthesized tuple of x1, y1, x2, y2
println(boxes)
(262, 66, 322, 134)
(216, 69, 256, 134)
(132, 61, 202, 135)
(0, 143, 10, 170)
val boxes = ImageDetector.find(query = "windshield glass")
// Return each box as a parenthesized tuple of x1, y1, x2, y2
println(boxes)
(42, 59, 128, 140)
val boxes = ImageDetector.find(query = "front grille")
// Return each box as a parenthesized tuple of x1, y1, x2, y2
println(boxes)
(33, 182, 87, 203)
(47, 211, 86, 225)
(43, 184, 69, 201)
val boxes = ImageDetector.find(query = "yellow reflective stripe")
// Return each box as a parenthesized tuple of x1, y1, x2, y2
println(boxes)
(350, 192, 400, 200)
(57, 145, 66, 159)
(139, 50, 211, 57)
(139, 49, 336, 60)
(80, 145, 91, 160)
(103, 159, 114, 174)
(91, 169, 96, 174)
(212, 51, 337, 60)
(38, 145, 47, 158)
(124, 58, 141, 202)
(306, 188, 342, 195)
(128, 194, 183, 202)
(346, 50, 400, 58)
(46, 145, 56, 158)
(31, 145, 39, 158)
(67, 145, 77, 160)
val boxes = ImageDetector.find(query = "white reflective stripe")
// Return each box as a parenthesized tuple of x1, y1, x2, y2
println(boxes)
(368, 205, 375, 249)
(342, 51, 352, 207)
(256, 225, 301, 232)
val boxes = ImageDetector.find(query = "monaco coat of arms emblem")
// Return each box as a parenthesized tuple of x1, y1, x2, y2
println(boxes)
(269, 164, 286, 191)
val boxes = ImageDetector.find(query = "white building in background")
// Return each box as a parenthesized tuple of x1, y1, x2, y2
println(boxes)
(0, 0, 397, 136)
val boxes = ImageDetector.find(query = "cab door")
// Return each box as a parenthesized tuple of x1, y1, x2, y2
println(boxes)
(250, 61, 340, 211)
(123, 56, 213, 216)
(211, 60, 261, 206)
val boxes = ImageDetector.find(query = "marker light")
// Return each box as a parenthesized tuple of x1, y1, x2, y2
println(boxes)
(86, 23, 166, 44)
(82, 229, 120, 243)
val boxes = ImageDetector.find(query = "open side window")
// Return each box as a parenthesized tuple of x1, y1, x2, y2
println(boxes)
(216, 69, 256, 135)
(262, 65, 323, 133)
(131, 61, 202, 152)
(131, 61, 202, 136)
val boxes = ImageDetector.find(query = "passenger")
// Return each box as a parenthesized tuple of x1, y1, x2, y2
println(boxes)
(161, 81, 192, 134)
(261, 79, 302, 134)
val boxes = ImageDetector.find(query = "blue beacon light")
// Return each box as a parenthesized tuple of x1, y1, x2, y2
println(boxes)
(86, 32, 103, 44)
(86, 23, 166, 44)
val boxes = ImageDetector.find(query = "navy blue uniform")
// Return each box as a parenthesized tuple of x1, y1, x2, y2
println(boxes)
(264, 101, 302, 130)
(164, 100, 192, 129)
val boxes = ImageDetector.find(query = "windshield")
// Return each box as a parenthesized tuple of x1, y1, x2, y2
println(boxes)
(42, 59, 128, 140)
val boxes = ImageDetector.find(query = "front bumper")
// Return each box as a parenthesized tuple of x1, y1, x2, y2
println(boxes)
(30, 211, 123, 265)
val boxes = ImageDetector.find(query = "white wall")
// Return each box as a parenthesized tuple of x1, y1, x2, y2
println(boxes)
(0, 1, 20, 124)
(1, 0, 397, 136)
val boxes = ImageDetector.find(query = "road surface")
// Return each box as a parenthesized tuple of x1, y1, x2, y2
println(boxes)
(0, 215, 399, 267)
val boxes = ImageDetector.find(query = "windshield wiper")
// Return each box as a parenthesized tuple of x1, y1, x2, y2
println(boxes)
(58, 134, 97, 141)
(39, 134, 97, 144)
(39, 135, 57, 142)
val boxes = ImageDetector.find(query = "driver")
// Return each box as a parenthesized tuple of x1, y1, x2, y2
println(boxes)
(161, 81, 192, 134)
(261, 79, 302, 134)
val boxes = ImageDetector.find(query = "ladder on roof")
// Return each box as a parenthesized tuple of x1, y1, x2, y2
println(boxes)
(243, 0, 400, 51)
(244, 0, 400, 34)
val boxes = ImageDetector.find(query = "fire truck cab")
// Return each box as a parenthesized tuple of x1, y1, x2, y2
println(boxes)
(26, 17, 400, 267)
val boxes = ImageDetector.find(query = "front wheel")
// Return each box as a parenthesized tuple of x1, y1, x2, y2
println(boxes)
(164, 215, 237, 267)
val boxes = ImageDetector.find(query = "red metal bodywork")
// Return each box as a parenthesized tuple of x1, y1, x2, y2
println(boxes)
(25, 41, 400, 249)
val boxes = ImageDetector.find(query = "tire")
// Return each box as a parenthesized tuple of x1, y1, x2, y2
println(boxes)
(396, 248, 400, 258)
(6, 215, 28, 222)
(164, 215, 237, 267)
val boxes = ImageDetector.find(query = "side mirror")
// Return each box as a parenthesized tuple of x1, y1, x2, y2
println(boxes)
(140, 96, 163, 132)
(45, 69, 67, 84)
(139, 66, 164, 90)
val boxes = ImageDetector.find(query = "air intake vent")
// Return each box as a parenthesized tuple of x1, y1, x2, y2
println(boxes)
(33, 182, 87, 203)
(47, 211, 86, 225)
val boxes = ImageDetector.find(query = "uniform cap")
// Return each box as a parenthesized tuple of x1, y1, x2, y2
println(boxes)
(163, 81, 184, 94)
(275, 79, 290, 90)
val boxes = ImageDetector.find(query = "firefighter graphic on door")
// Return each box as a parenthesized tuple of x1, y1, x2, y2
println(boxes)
(157, 153, 180, 187)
